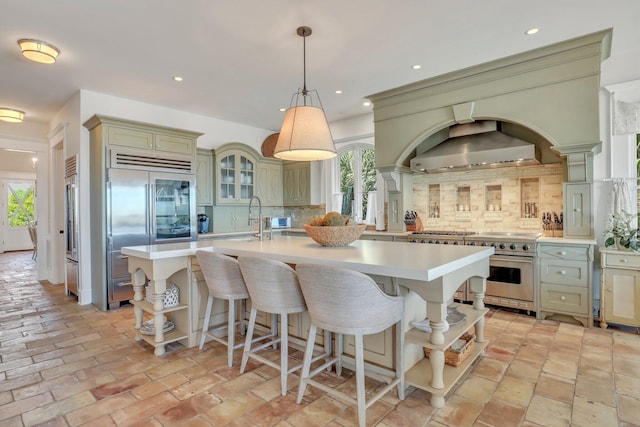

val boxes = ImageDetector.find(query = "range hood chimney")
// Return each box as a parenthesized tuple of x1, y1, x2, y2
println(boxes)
(410, 121, 541, 173)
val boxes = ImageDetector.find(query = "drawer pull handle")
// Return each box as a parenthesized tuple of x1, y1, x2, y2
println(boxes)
(607, 288, 612, 292)
(558, 270, 567, 275)
(560, 296, 566, 301)
(620, 259, 629, 263)
(558, 251, 567, 256)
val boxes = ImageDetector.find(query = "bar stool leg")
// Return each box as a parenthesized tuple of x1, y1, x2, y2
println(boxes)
(355, 334, 366, 427)
(336, 333, 343, 376)
(296, 323, 317, 404)
(241, 308, 258, 373)
(227, 298, 236, 367)
(280, 312, 288, 395)
(199, 296, 213, 350)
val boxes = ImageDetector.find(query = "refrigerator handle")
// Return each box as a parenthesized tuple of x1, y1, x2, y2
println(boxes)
(148, 183, 154, 238)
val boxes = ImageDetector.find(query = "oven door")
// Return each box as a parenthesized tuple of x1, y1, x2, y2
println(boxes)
(485, 255, 534, 303)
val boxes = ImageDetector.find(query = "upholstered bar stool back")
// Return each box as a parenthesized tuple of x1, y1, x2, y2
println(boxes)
(295, 263, 405, 427)
(238, 256, 322, 396)
(195, 250, 249, 367)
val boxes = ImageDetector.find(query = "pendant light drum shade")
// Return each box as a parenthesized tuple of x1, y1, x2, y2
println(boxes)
(274, 104, 336, 161)
(18, 39, 59, 64)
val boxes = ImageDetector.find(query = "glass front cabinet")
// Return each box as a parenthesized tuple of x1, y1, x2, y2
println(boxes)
(215, 144, 258, 205)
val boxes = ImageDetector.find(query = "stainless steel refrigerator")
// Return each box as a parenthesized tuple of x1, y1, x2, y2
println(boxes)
(106, 168, 197, 308)
(65, 155, 79, 297)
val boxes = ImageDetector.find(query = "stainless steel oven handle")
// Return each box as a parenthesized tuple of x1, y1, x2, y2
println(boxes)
(490, 255, 534, 264)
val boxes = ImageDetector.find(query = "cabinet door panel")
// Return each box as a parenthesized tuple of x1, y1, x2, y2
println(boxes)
(155, 134, 195, 155)
(603, 268, 640, 326)
(107, 126, 153, 150)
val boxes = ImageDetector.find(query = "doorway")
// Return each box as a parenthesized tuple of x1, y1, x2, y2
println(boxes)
(1, 179, 36, 252)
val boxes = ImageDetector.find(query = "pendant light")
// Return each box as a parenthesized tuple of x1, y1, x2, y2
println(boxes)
(0, 108, 25, 123)
(273, 26, 337, 161)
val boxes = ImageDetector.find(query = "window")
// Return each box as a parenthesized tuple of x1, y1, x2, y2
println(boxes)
(338, 145, 376, 223)
(7, 181, 35, 227)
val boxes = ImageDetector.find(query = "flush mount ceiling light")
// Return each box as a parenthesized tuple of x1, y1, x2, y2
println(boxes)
(18, 39, 59, 64)
(273, 26, 336, 161)
(525, 28, 539, 35)
(0, 108, 25, 123)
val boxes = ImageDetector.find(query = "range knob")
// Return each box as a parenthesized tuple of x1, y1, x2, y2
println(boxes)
(410, 239, 418, 243)
(444, 241, 450, 244)
(491, 243, 497, 248)
(510, 243, 517, 250)
(481, 242, 488, 247)
(499, 243, 506, 249)
(422, 239, 428, 244)
(470, 241, 477, 246)
(523, 244, 530, 251)
(453, 241, 460, 245)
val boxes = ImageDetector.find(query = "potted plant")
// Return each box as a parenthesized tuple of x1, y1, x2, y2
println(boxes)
(603, 210, 640, 251)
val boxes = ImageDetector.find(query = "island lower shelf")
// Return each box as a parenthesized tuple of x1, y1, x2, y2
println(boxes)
(404, 303, 488, 399)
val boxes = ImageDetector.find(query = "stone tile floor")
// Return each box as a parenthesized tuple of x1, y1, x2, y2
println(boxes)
(0, 250, 639, 426)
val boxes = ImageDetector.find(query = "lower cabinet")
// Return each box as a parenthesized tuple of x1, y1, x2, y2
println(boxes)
(537, 241, 594, 327)
(600, 249, 640, 328)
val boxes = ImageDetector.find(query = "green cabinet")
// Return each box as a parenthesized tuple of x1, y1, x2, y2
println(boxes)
(537, 242, 594, 327)
(563, 183, 592, 238)
(283, 161, 321, 206)
(257, 160, 283, 206)
(212, 206, 253, 233)
(214, 144, 259, 205)
(196, 149, 213, 206)
(101, 119, 195, 155)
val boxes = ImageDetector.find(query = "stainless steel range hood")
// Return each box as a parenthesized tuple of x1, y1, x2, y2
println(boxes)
(410, 121, 541, 173)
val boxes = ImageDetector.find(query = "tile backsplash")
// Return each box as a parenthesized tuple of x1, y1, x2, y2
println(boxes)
(413, 163, 563, 233)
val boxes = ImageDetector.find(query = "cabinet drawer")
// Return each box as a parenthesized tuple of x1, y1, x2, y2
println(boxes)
(108, 126, 153, 150)
(540, 283, 589, 315)
(540, 260, 588, 286)
(603, 253, 640, 269)
(539, 245, 589, 261)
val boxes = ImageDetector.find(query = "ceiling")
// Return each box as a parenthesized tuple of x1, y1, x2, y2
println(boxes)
(1, 1, 639, 132)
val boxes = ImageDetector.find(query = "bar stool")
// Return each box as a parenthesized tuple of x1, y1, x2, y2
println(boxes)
(195, 250, 249, 367)
(238, 256, 327, 396)
(295, 263, 405, 427)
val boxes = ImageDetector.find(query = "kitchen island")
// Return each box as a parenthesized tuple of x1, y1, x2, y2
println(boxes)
(122, 235, 493, 408)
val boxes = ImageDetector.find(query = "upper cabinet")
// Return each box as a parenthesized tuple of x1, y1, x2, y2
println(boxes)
(283, 161, 321, 206)
(214, 143, 259, 205)
(196, 149, 213, 206)
(257, 160, 283, 207)
(92, 117, 196, 156)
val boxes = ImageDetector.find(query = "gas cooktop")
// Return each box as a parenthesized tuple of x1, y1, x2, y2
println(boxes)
(411, 230, 476, 236)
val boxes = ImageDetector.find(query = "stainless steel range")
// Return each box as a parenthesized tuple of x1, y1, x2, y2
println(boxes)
(409, 231, 540, 312)
(465, 232, 540, 312)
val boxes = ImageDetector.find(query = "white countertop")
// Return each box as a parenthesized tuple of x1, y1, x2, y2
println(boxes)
(537, 236, 597, 245)
(122, 235, 493, 282)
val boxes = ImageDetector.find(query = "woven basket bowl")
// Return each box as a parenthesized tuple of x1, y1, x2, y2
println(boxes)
(304, 224, 366, 247)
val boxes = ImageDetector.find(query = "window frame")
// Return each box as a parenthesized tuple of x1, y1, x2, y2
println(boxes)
(333, 142, 376, 224)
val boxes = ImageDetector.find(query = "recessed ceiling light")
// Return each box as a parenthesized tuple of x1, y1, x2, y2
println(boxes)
(525, 28, 539, 35)
(279, 108, 286, 112)
(173, 76, 183, 82)
(363, 101, 371, 107)
(18, 39, 59, 64)
(335, 90, 342, 94)
(0, 108, 25, 123)
(412, 64, 422, 70)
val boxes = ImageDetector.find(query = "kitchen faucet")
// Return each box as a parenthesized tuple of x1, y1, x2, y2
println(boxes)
(248, 196, 264, 241)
